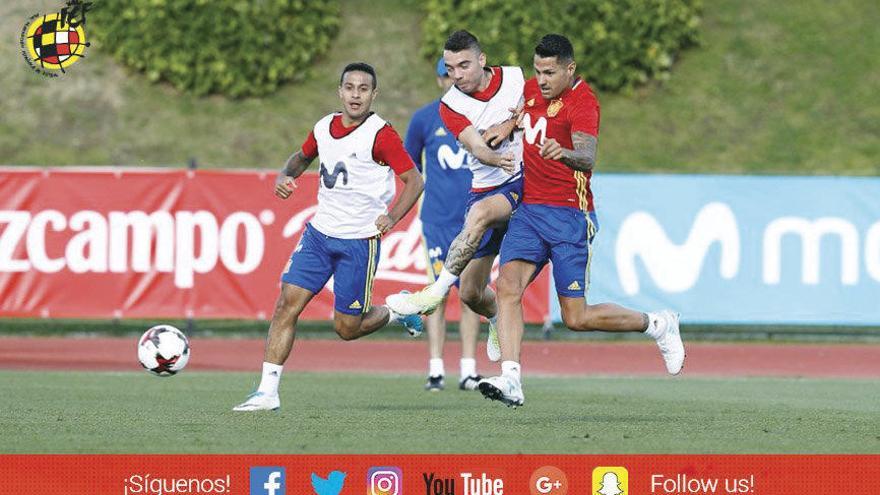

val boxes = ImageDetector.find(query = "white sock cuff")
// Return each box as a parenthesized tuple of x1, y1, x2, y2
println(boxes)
(460, 358, 476, 378)
(429, 358, 445, 377)
(385, 305, 400, 322)
(501, 360, 521, 381)
(262, 362, 283, 375)
(644, 312, 665, 339)
(257, 362, 283, 396)
(431, 269, 458, 295)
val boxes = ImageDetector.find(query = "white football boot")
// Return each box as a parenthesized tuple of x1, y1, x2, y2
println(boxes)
(385, 285, 445, 316)
(477, 375, 524, 408)
(655, 310, 686, 375)
(486, 318, 501, 362)
(232, 391, 280, 412)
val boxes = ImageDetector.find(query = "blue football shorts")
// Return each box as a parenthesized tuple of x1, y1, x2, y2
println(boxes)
(499, 202, 599, 298)
(281, 223, 380, 315)
(466, 175, 523, 259)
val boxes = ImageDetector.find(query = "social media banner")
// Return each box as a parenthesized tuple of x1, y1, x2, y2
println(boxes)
(551, 174, 880, 325)
(0, 455, 879, 495)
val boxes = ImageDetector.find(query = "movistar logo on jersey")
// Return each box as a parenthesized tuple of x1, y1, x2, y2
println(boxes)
(437, 144, 467, 170)
(521, 113, 548, 145)
(320, 161, 349, 188)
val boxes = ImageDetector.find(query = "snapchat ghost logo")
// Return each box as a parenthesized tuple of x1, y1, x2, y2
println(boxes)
(592, 467, 628, 495)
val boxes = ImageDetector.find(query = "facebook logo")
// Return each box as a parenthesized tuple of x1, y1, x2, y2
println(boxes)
(250, 467, 286, 495)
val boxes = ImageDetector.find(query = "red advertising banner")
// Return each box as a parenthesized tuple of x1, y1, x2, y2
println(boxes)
(0, 167, 549, 322)
(1, 454, 879, 495)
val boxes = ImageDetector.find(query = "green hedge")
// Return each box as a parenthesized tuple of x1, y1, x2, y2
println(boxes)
(90, 0, 340, 98)
(422, 0, 701, 91)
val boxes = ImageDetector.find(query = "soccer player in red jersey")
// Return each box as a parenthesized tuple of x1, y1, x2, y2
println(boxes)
(477, 35, 686, 408)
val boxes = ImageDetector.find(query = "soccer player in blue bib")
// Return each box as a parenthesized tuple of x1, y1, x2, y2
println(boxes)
(405, 58, 483, 392)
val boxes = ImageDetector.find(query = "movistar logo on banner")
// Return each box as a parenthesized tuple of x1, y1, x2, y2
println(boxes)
(574, 174, 880, 325)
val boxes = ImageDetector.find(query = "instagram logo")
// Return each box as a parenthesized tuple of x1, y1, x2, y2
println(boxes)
(367, 466, 402, 495)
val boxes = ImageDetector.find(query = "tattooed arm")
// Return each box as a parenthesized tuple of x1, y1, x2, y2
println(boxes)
(538, 132, 598, 172)
(274, 150, 315, 199)
(561, 132, 597, 171)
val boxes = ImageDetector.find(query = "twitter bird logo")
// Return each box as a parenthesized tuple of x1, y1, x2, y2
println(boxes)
(311, 471, 346, 495)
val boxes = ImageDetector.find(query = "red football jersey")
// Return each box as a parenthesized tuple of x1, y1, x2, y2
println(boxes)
(520, 77, 600, 211)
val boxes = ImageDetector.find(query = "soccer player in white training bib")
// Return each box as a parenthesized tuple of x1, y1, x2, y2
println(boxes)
(387, 31, 524, 364)
(233, 63, 425, 412)
(476, 35, 686, 408)
(405, 56, 483, 392)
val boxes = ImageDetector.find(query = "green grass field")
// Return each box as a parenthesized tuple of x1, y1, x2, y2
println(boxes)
(2, 0, 878, 173)
(2, 370, 878, 453)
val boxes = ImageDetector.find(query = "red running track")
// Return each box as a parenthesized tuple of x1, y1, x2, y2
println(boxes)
(1, 337, 879, 378)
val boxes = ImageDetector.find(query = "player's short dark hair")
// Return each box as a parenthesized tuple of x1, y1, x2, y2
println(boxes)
(535, 34, 574, 63)
(340, 62, 377, 89)
(444, 30, 481, 53)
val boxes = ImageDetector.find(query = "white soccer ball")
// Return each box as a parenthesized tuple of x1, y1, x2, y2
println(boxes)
(137, 324, 191, 377)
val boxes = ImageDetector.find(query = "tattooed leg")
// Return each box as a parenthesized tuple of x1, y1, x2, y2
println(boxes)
(444, 193, 514, 275)
(445, 226, 485, 276)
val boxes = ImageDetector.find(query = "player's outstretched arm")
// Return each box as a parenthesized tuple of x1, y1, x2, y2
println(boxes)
(376, 168, 424, 234)
(540, 132, 597, 172)
(458, 126, 516, 174)
(274, 149, 314, 199)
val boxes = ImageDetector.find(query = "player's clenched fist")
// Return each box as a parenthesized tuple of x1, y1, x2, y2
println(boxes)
(375, 214, 395, 235)
(539, 138, 564, 161)
(274, 175, 295, 199)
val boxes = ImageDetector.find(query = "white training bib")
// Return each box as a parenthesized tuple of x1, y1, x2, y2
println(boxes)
(441, 66, 524, 189)
(310, 113, 395, 239)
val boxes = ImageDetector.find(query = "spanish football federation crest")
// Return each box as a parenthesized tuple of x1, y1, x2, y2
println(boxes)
(20, 0, 92, 77)
(547, 99, 564, 118)
(432, 259, 444, 276)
